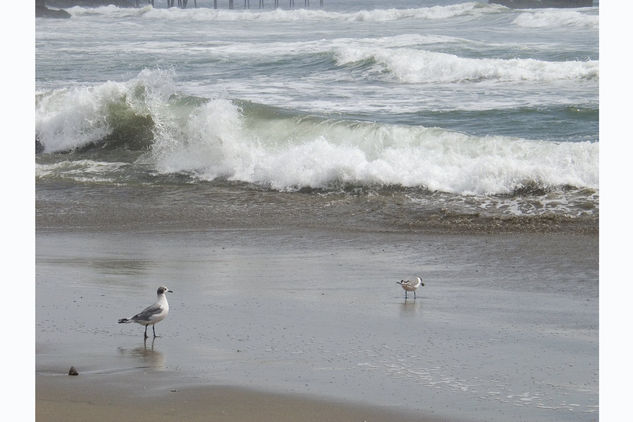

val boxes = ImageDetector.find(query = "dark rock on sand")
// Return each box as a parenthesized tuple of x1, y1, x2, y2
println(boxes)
(68, 366, 79, 376)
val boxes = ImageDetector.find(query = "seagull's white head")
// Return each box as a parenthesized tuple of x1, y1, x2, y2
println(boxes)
(157, 286, 173, 295)
(417, 276, 425, 287)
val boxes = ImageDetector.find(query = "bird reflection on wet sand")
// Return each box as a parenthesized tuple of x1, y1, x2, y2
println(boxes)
(399, 300, 422, 318)
(118, 338, 165, 370)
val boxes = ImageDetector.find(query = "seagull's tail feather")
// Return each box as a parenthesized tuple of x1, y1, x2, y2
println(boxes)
(118, 318, 131, 324)
(396, 280, 404, 285)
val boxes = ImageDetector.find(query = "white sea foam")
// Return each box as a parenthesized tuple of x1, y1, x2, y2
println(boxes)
(340, 2, 490, 22)
(35, 71, 598, 196)
(35, 69, 176, 153)
(35, 82, 123, 152)
(180, 34, 461, 60)
(513, 10, 598, 29)
(65, 4, 153, 18)
(334, 46, 598, 84)
(35, 160, 129, 183)
(66, 4, 155, 18)
(65, 2, 495, 23)
(150, 97, 598, 195)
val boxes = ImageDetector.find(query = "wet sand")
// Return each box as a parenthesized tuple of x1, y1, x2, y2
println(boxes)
(37, 373, 446, 422)
(36, 225, 598, 422)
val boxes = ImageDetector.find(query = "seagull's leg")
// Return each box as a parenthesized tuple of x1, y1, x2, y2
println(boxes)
(152, 325, 157, 338)
(144, 325, 148, 339)
(414, 290, 417, 300)
(405, 291, 408, 300)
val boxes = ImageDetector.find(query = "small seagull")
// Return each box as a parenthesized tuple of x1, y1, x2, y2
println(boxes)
(396, 276, 424, 300)
(118, 286, 173, 339)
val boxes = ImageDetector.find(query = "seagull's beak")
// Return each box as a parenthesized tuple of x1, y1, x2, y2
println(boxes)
(168, 289, 174, 293)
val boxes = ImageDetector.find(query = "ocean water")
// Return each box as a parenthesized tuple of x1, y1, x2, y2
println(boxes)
(35, 0, 599, 231)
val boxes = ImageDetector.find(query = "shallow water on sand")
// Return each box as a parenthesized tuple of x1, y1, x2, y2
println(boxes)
(36, 228, 598, 422)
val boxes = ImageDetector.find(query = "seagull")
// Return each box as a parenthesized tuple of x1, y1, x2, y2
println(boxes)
(396, 276, 424, 300)
(118, 286, 173, 339)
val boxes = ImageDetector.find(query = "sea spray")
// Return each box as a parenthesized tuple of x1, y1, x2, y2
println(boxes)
(148, 97, 599, 195)
(35, 70, 598, 196)
(513, 10, 599, 29)
(35, 69, 178, 153)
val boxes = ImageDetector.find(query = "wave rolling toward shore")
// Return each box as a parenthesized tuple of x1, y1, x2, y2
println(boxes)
(36, 70, 598, 231)
(36, 1, 598, 232)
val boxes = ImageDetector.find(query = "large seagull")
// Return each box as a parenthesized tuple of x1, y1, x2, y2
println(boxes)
(118, 286, 173, 339)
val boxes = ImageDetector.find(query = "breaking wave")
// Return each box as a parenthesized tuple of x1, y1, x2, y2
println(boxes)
(334, 46, 598, 84)
(35, 70, 598, 196)
(513, 10, 598, 29)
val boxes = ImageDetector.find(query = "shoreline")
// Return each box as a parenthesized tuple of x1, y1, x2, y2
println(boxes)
(36, 212, 599, 236)
(36, 183, 598, 235)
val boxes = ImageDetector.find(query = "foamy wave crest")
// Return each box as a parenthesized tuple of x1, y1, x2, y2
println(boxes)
(66, 4, 154, 18)
(36, 70, 598, 196)
(513, 10, 598, 29)
(35, 69, 177, 153)
(151, 100, 598, 195)
(343, 2, 491, 22)
(335, 46, 598, 83)
(204, 34, 462, 59)
(64, 2, 495, 23)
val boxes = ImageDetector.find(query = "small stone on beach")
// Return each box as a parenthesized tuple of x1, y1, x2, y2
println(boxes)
(68, 366, 78, 376)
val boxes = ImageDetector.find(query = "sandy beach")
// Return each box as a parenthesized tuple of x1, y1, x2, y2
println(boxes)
(36, 219, 598, 422)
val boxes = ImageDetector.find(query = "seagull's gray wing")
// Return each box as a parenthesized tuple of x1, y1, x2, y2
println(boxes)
(130, 303, 163, 322)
